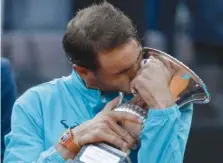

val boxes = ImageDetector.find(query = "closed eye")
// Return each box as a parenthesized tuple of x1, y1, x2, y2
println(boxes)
(115, 49, 142, 75)
(116, 67, 131, 75)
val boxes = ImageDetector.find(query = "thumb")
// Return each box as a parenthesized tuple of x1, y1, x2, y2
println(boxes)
(98, 97, 120, 117)
(105, 97, 120, 111)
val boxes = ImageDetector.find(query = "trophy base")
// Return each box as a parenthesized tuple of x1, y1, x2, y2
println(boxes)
(71, 143, 128, 163)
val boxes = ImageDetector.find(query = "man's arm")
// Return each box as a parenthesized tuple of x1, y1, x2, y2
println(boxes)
(4, 90, 141, 162)
(138, 104, 193, 163)
(4, 90, 66, 163)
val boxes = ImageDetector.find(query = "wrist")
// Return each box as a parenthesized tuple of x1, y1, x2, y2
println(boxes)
(55, 143, 76, 160)
(153, 91, 174, 109)
(71, 128, 82, 148)
(156, 98, 174, 109)
(58, 128, 81, 156)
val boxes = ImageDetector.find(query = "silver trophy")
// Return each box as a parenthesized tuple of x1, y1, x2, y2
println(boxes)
(72, 47, 210, 163)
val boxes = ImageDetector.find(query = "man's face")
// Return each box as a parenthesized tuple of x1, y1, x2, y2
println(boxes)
(94, 39, 142, 93)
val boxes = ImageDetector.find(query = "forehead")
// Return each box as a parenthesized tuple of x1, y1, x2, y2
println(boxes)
(98, 39, 141, 74)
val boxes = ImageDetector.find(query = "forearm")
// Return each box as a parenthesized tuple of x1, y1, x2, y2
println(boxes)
(4, 103, 74, 163)
(4, 144, 65, 163)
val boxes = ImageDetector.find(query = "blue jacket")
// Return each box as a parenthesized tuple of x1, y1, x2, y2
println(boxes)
(4, 70, 193, 163)
(1, 58, 16, 161)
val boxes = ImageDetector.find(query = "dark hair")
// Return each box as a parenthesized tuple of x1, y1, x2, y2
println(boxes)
(62, 2, 138, 70)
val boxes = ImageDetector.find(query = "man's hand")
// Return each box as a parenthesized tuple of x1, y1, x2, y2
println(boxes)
(71, 98, 142, 152)
(131, 56, 175, 109)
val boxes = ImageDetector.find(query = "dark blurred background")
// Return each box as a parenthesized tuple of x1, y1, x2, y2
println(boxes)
(1, 0, 223, 162)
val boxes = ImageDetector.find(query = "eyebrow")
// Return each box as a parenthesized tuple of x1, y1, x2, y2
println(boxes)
(115, 48, 142, 75)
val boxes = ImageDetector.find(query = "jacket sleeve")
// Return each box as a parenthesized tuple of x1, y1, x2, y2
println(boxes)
(4, 90, 66, 163)
(138, 104, 193, 163)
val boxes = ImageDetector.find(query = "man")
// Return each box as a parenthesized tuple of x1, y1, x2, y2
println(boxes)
(4, 2, 193, 163)
(1, 58, 17, 162)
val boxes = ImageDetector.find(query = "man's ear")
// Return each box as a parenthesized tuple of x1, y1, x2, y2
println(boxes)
(73, 64, 98, 88)
(72, 64, 89, 79)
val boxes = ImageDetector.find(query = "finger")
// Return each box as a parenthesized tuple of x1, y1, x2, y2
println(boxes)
(130, 95, 142, 105)
(105, 97, 120, 110)
(130, 76, 141, 95)
(153, 55, 177, 78)
(130, 76, 147, 96)
(111, 111, 143, 124)
(131, 87, 138, 96)
(134, 83, 157, 108)
(143, 58, 174, 86)
(132, 57, 158, 95)
(151, 56, 176, 82)
(130, 78, 138, 95)
(107, 118, 136, 147)
(83, 130, 129, 152)
(98, 97, 121, 118)
(129, 95, 147, 108)
(138, 57, 159, 78)
(140, 59, 149, 68)
(121, 120, 142, 138)
(103, 132, 129, 152)
(140, 55, 158, 66)
(159, 55, 178, 73)
(144, 56, 161, 69)
(132, 58, 153, 94)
